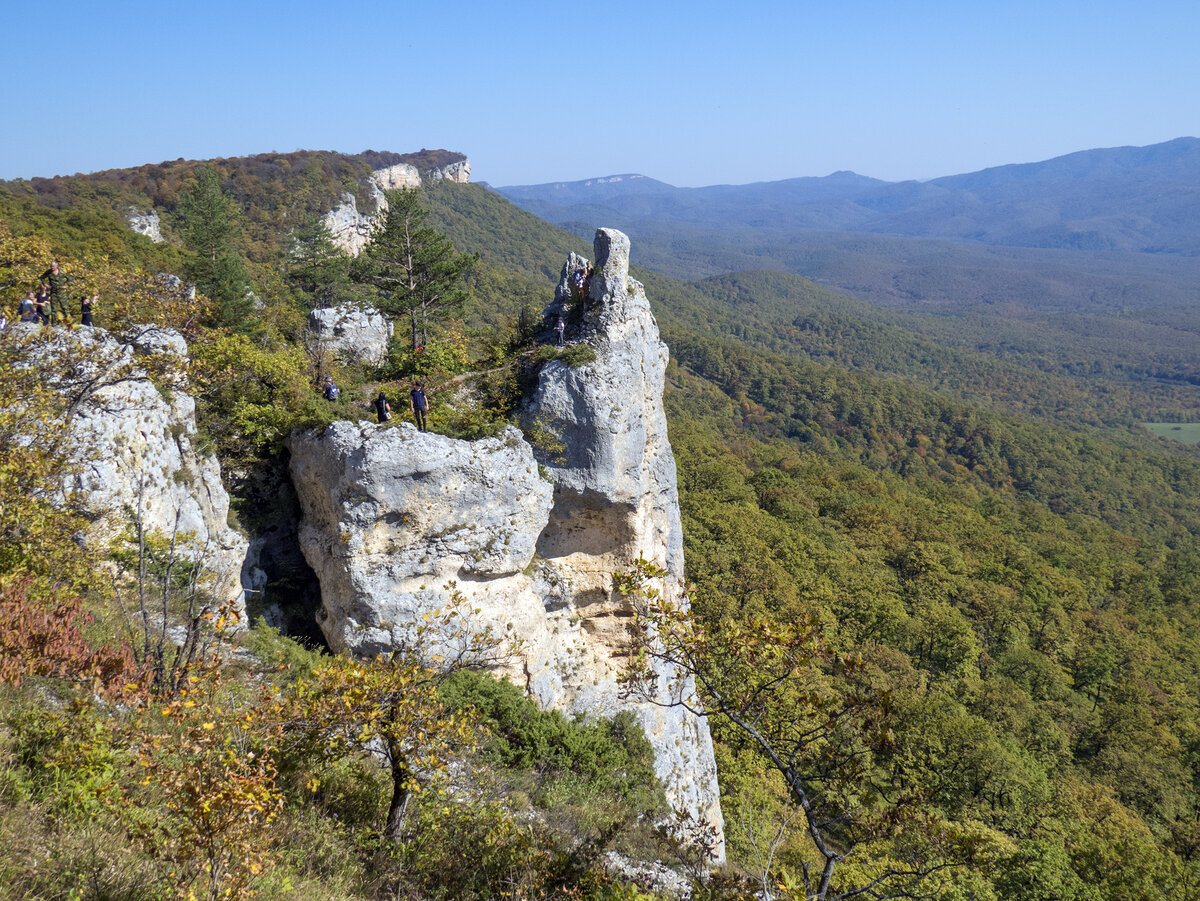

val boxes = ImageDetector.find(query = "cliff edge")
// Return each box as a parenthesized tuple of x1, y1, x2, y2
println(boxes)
(289, 229, 724, 858)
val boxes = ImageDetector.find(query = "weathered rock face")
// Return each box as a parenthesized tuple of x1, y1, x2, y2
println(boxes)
(34, 325, 248, 611)
(291, 422, 553, 656)
(306, 304, 394, 367)
(523, 229, 723, 854)
(289, 229, 724, 858)
(127, 208, 164, 243)
(323, 190, 383, 257)
(373, 162, 422, 191)
(427, 159, 471, 183)
(323, 158, 471, 255)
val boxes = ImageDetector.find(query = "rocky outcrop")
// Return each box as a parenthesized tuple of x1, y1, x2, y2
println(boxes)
(306, 304, 394, 367)
(427, 159, 471, 183)
(323, 158, 471, 255)
(127, 208, 164, 243)
(28, 325, 248, 612)
(291, 423, 553, 655)
(289, 229, 723, 858)
(373, 162, 422, 191)
(323, 190, 384, 257)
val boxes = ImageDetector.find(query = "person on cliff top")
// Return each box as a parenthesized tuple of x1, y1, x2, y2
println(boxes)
(554, 316, 565, 346)
(410, 382, 429, 432)
(321, 376, 340, 401)
(80, 293, 97, 328)
(33, 286, 51, 324)
(38, 261, 73, 326)
(375, 391, 392, 423)
(18, 290, 37, 323)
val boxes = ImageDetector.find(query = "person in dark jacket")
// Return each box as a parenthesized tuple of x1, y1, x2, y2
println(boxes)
(375, 392, 392, 423)
(410, 382, 429, 432)
(80, 293, 97, 328)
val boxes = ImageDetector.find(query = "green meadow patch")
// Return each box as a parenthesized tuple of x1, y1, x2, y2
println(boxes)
(1145, 422, 1200, 444)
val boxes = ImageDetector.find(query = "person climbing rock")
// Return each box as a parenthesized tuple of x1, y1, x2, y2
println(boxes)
(375, 391, 392, 423)
(38, 261, 73, 325)
(410, 382, 429, 432)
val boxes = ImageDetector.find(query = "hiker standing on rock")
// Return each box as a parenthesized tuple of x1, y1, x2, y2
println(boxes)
(410, 382, 429, 432)
(39, 261, 73, 326)
(80, 293, 97, 328)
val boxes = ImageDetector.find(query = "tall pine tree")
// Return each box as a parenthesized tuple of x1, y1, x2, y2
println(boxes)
(286, 215, 352, 311)
(353, 188, 477, 350)
(178, 165, 256, 330)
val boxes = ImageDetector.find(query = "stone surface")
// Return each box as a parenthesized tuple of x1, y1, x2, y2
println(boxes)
(290, 422, 553, 656)
(373, 162, 422, 191)
(427, 159, 471, 183)
(306, 304, 394, 367)
(127, 208, 164, 243)
(323, 191, 381, 257)
(30, 326, 248, 612)
(323, 158, 471, 255)
(289, 229, 724, 858)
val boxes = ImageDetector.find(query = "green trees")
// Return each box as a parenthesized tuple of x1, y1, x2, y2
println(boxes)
(285, 214, 351, 310)
(353, 188, 477, 352)
(177, 165, 255, 330)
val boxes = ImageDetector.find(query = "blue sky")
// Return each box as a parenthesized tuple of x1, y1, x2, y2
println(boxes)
(3, 0, 1197, 187)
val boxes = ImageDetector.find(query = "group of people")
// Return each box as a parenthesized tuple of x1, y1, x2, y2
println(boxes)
(312, 262, 595, 431)
(321, 376, 431, 432)
(2, 261, 98, 331)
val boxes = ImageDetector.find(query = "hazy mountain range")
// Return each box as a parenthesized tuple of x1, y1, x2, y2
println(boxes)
(496, 137, 1200, 255)
(493, 139, 1200, 330)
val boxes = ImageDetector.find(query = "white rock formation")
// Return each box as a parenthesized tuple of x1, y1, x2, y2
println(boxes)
(323, 190, 383, 257)
(428, 159, 471, 183)
(306, 304, 394, 367)
(373, 162, 422, 191)
(27, 326, 248, 612)
(291, 423, 553, 655)
(127, 208, 164, 243)
(323, 157, 471, 255)
(289, 229, 724, 858)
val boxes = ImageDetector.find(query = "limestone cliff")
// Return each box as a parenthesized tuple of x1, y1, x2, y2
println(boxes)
(289, 229, 724, 858)
(324, 157, 471, 255)
(18, 324, 248, 610)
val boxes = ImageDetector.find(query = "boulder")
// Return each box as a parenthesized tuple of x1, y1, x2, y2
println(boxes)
(306, 304, 394, 367)
(290, 422, 554, 656)
(127, 208, 164, 243)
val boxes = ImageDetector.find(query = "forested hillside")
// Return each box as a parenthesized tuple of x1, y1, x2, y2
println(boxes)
(424, 179, 1200, 898)
(3, 152, 1200, 900)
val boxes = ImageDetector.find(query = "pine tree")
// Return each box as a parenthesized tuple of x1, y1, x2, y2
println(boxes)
(177, 165, 256, 330)
(286, 215, 352, 310)
(353, 188, 477, 350)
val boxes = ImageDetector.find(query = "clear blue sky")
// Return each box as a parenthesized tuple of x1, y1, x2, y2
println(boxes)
(3, 0, 1197, 187)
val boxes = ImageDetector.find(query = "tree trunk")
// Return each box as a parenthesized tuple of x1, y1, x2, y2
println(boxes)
(384, 754, 413, 843)
(384, 775, 411, 844)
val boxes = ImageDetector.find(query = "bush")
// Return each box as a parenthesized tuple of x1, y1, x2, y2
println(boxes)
(439, 670, 664, 819)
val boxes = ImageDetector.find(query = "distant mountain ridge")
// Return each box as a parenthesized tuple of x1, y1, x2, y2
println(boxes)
(497, 137, 1200, 255)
